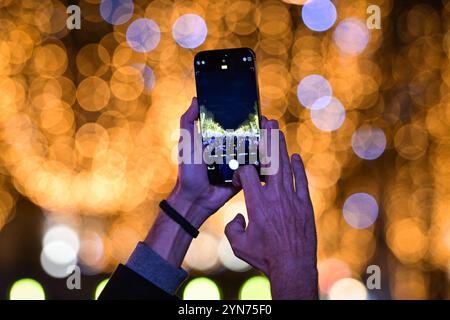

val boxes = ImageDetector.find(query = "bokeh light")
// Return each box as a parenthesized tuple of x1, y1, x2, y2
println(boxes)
(239, 276, 272, 300)
(77, 76, 111, 112)
(328, 278, 367, 300)
(301, 0, 337, 32)
(9, 278, 45, 300)
(218, 235, 251, 272)
(172, 14, 208, 49)
(184, 232, 220, 272)
(351, 125, 387, 160)
(95, 279, 109, 300)
(333, 18, 370, 55)
(310, 97, 346, 132)
(0, 0, 447, 301)
(41, 224, 80, 278)
(394, 124, 429, 160)
(343, 193, 379, 229)
(183, 277, 221, 300)
(79, 231, 105, 274)
(132, 63, 156, 91)
(100, 0, 134, 25)
(297, 74, 333, 110)
(126, 18, 161, 53)
(223, 200, 249, 225)
(386, 218, 428, 264)
(318, 258, 352, 295)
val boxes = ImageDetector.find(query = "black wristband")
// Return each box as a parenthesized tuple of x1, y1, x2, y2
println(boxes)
(159, 200, 199, 238)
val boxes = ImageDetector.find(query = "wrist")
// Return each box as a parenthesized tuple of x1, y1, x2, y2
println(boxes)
(142, 192, 212, 269)
(268, 265, 319, 300)
(166, 192, 210, 229)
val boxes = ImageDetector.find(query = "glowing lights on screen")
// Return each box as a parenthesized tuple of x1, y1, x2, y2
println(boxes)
(95, 279, 109, 300)
(352, 126, 387, 160)
(297, 74, 333, 110)
(126, 18, 161, 53)
(328, 278, 368, 300)
(310, 97, 346, 132)
(333, 18, 370, 55)
(301, 0, 337, 32)
(100, 0, 134, 25)
(239, 276, 271, 300)
(132, 63, 156, 91)
(40, 224, 80, 278)
(343, 193, 379, 229)
(9, 278, 45, 300)
(172, 14, 208, 49)
(183, 277, 221, 300)
(218, 236, 251, 272)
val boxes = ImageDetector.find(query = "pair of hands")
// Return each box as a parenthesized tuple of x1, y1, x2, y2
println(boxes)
(146, 98, 318, 300)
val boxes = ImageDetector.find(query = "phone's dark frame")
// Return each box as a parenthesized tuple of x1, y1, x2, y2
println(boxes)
(193, 47, 263, 185)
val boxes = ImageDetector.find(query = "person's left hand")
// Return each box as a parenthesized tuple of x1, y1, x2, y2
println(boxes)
(166, 97, 239, 228)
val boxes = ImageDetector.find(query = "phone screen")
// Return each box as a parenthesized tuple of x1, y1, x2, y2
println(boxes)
(194, 48, 261, 184)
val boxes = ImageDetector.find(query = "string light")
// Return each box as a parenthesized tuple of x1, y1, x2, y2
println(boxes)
(0, 0, 446, 300)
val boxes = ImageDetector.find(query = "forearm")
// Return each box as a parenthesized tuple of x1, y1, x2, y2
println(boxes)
(144, 212, 194, 269)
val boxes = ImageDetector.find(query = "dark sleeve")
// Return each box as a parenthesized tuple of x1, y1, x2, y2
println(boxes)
(98, 264, 177, 300)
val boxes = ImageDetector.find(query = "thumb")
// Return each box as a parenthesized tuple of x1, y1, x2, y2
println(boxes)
(225, 214, 247, 256)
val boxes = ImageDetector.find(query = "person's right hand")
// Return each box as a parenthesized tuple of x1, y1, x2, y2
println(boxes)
(225, 121, 318, 300)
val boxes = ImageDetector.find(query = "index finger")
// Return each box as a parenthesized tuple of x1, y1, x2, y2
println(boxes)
(180, 97, 199, 135)
(232, 165, 263, 202)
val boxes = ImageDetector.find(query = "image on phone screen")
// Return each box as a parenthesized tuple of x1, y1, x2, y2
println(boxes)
(194, 48, 262, 184)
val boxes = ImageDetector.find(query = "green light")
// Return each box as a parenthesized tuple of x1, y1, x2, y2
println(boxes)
(239, 276, 271, 300)
(94, 278, 109, 300)
(9, 278, 45, 300)
(183, 277, 221, 300)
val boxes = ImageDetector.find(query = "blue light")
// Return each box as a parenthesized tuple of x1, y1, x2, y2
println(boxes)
(172, 14, 208, 49)
(302, 0, 337, 32)
(297, 74, 333, 110)
(126, 18, 161, 53)
(100, 0, 134, 26)
(343, 193, 379, 229)
(310, 97, 345, 132)
(352, 126, 386, 160)
(333, 18, 370, 55)
(132, 63, 156, 91)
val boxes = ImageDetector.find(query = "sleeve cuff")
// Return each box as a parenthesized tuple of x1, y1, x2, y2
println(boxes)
(126, 242, 188, 295)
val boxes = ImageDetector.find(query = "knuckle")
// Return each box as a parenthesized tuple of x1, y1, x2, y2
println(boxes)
(224, 222, 235, 235)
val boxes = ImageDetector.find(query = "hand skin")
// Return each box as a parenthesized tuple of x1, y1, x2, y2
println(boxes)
(144, 97, 239, 268)
(225, 120, 319, 300)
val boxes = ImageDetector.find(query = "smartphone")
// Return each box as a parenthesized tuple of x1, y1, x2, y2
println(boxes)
(194, 48, 262, 184)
